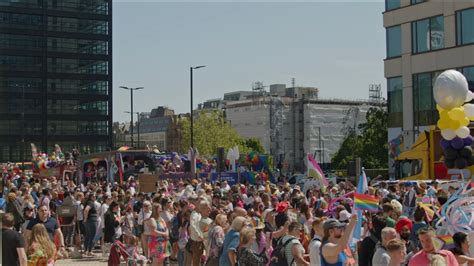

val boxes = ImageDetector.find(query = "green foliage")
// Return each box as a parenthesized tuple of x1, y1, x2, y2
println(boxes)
(179, 110, 266, 157)
(332, 107, 388, 169)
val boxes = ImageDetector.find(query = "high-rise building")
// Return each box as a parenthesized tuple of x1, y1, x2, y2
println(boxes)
(384, 0, 474, 153)
(0, 0, 113, 162)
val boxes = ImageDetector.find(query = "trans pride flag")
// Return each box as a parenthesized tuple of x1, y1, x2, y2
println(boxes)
(307, 153, 328, 187)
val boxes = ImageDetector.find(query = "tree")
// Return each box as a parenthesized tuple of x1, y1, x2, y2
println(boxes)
(331, 107, 388, 169)
(239, 138, 265, 154)
(179, 110, 245, 156)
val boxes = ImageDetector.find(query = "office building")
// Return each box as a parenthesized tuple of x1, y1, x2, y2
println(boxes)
(0, 0, 113, 162)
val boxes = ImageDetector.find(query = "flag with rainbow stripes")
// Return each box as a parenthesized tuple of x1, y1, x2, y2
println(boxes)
(354, 193, 379, 212)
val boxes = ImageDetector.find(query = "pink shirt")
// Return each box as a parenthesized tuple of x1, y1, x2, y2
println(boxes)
(408, 249, 459, 266)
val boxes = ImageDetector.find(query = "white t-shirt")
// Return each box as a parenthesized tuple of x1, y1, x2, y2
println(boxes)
(282, 235, 304, 266)
(309, 236, 322, 266)
(98, 203, 109, 229)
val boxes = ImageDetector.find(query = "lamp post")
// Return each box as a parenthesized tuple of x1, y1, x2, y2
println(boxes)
(125, 111, 140, 148)
(120, 86, 144, 147)
(190, 66, 206, 149)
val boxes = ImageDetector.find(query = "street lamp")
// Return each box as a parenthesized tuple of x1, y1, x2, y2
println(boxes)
(190, 66, 206, 149)
(124, 111, 140, 148)
(120, 86, 144, 147)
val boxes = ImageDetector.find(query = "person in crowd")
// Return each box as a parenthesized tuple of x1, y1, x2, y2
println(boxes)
(358, 215, 387, 266)
(6, 192, 24, 231)
(386, 239, 407, 266)
(382, 203, 396, 228)
(321, 215, 357, 266)
(309, 217, 325, 266)
(372, 227, 398, 265)
(219, 216, 248, 266)
(278, 221, 309, 266)
(409, 207, 428, 245)
(237, 227, 268, 266)
(138, 200, 152, 258)
(451, 232, 474, 266)
(188, 200, 211, 266)
(24, 204, 65, 254)
(27, 224, 57, 265)
(2, 213, 27, 266)
(409, 227, 459, 266)
(83, 193, 99, 257)
(206, 213, 227, 266)
(395, 217, 417, 255)
(103, 201, 122, 256)
(145, 203, 171, 266)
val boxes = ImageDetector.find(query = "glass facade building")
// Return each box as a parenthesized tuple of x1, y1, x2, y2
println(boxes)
(0, 0, 112, 162)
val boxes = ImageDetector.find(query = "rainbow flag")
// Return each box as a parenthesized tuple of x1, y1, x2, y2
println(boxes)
(354, 193, 379, 212)
(437, 235, 455, 249)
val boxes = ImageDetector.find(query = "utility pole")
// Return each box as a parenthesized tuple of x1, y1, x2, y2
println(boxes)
(120, 86, 144, 147)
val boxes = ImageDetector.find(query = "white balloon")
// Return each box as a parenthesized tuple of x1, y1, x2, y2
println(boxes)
(456, 126, 471, 139)
(433, 70, 469, 109)
(441, 129, 457, 140)
(466, 91, 474, 103)
(464, 104, 474, 117)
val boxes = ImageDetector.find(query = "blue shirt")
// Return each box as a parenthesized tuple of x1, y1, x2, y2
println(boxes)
(219, 229, 240, 266)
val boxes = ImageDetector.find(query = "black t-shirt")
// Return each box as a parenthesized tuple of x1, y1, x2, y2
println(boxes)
(2, 228, 25, 266)
(26, 217, 59, 240)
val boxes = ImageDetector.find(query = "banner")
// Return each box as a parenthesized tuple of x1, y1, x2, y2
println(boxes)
(138, 174, 159, 193)
(210, 172, 239, 186)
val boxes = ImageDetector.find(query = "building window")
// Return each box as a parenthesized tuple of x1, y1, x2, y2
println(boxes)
(388, 77, 403, 127)
(461, 66, 474, 92)
(412, 16, 444, 54)
(411, 0, 424, 4)
(387, 25, 402, 58)
(413, 72, 441, 126)
(456, 8, 474, 46)
(385, 0, 400, 11)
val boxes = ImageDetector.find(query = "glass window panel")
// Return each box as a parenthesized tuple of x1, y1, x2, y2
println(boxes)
(457, 8, 474, 45)
(47, 0, 108, 15)
(387, 25, 401, 58)
(48, 16, 108, 35)
(0, 12, 43, 30)
(47, 99, 108, 115)
(47, 37, 108, 55)
(462, 66, 474, 92)
(0, 34, 43, 51)
(0, 78, 42, 93)
(388, 77, 403, 113)
(413, 19, 430, 53)
(0, 0, 42, 8)
(411, 0, 424, 4)
(47, 58, 108, 75)
(413, 72, 438, 126)
(430, 16, 444, 50)
(0, 55, 42, 72)
(47, 79, 108, 95)
(386, 0, 400, 11)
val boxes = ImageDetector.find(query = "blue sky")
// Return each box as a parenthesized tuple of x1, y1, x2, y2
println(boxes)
(113, 1, 386, 122)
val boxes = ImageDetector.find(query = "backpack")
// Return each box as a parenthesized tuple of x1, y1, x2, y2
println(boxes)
(270, 237, 295, 266)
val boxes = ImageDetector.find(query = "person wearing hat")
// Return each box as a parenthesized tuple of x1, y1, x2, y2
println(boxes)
(321, 215, 357, 266)
(395, 217, 417, 256)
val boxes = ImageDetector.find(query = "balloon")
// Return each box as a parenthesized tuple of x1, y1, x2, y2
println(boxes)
(448, 107, 466, 120)
(448, 119, 461, 130)
(437, 119, 450, 129)
(445, 159, 455, 168)
(460, 117, 470, 127)
(464, 104, 474, 117)
(455, 157, 468, 169)
(436, 105, 445, 112)
(433, 70, 469, 109)
(456, 126, 471, 139)
(440, 139, 451, 150)
(460, 146, 473, 158)
(466, 91, 474, 102)
(451, 137, 465, 150)
(444, 147, 459, 160)
(464, 136, 473, 146)
(441, 129, 457, 140)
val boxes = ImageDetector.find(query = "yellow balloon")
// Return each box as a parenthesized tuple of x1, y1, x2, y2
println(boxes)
(439, 110, 450, 120)
(460, 117, 470, 127)
(448, 107, 465, 120)
(437, 119, 449, 129)
(436, 105, 445, 112)
(448, 119, 461, 130)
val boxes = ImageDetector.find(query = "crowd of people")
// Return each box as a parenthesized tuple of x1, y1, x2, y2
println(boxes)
(2, 166, 474, 266)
